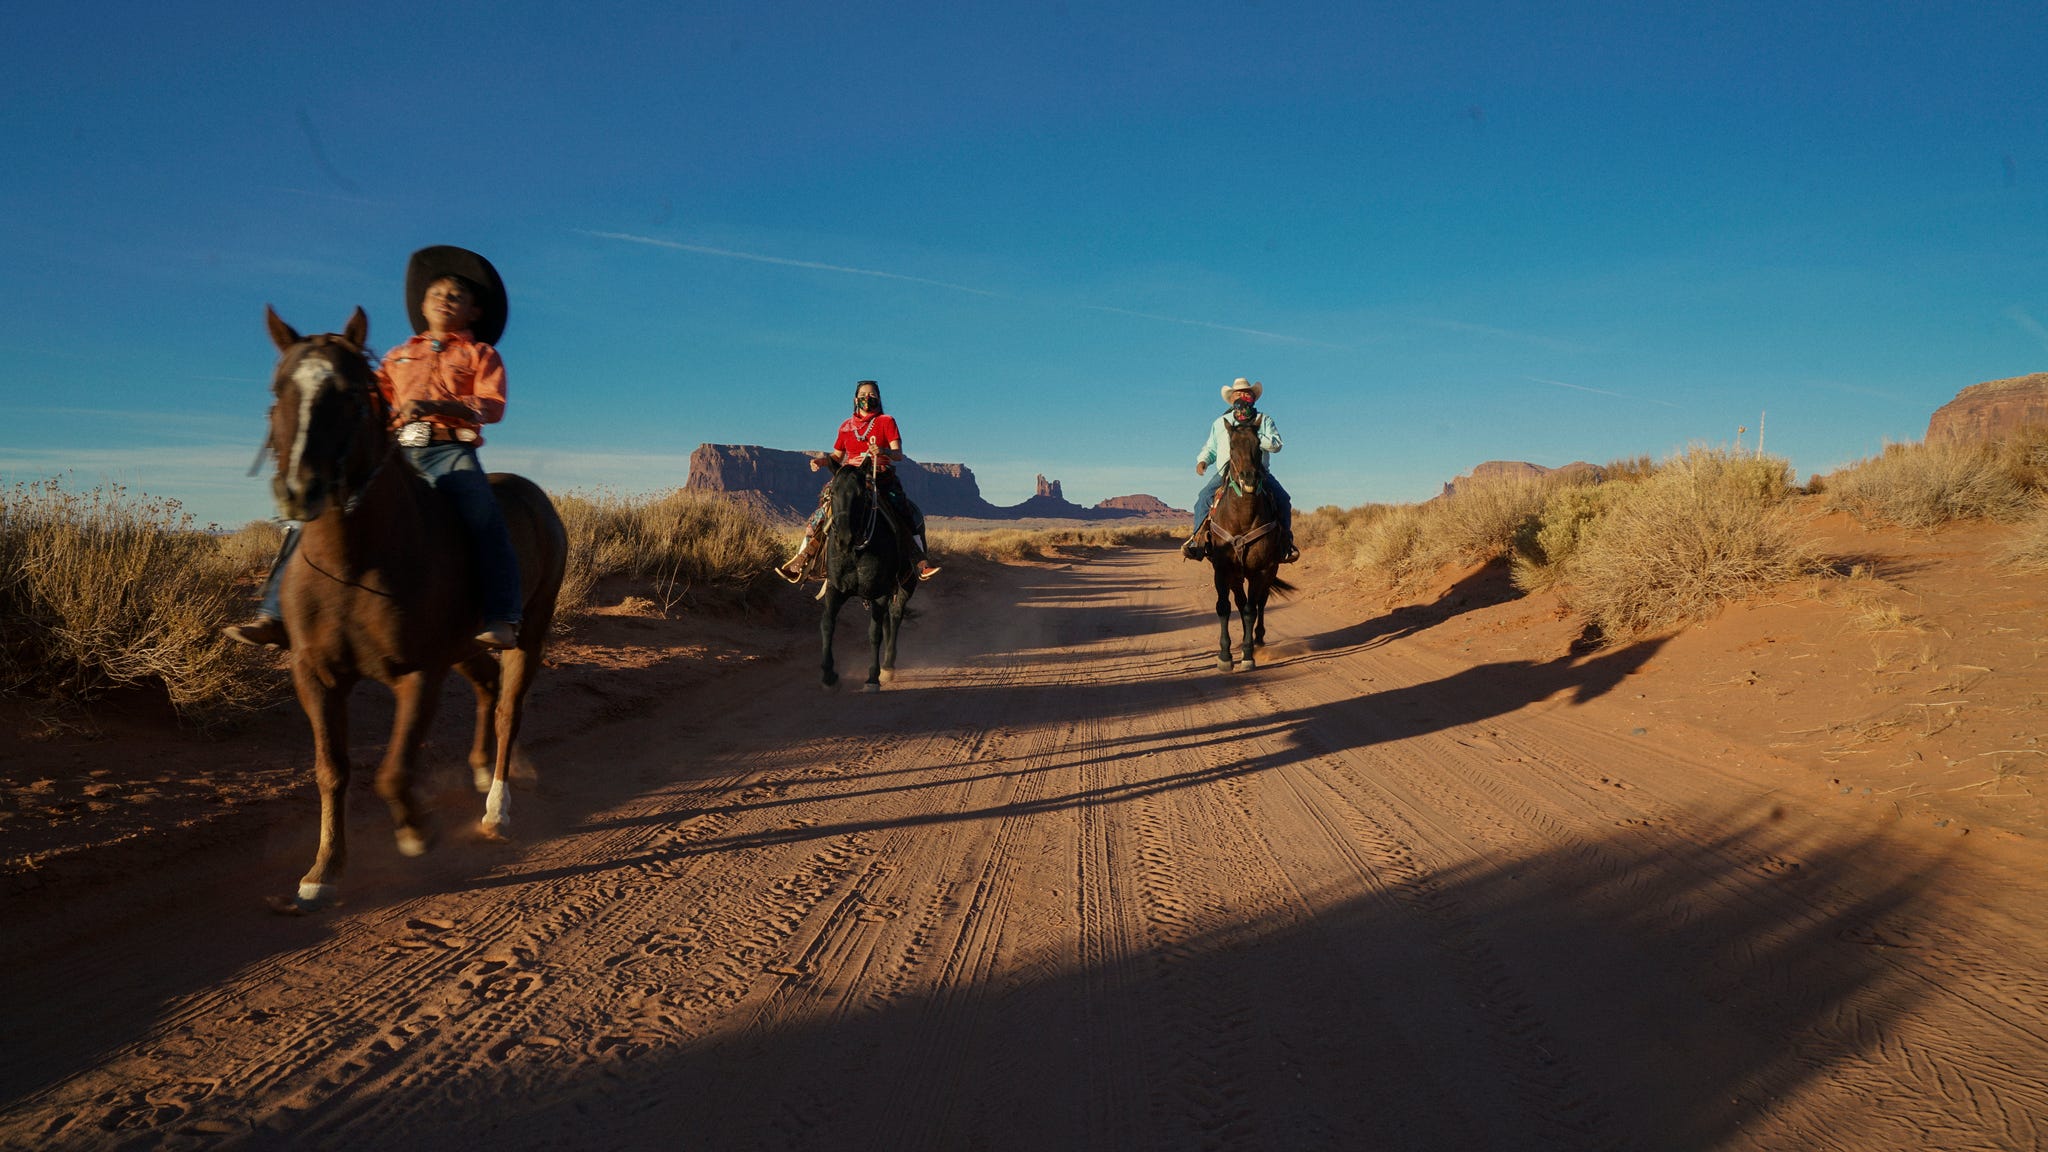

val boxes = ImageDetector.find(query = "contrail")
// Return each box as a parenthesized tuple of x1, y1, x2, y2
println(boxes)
(583, 229, 1331, 345)
(1078, 303, 1342, 347)
(294, 108, 360, 194)
(1527, 376, 1680, 408)
(581, 230, 1003, 297)
(2005, 305, 2048, 353)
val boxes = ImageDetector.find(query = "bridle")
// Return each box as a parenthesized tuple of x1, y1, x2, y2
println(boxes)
(264, 334, 397, 517)
(1224, 416, 1267, 498)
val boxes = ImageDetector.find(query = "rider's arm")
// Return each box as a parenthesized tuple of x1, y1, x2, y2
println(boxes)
(1195, 417, 1225, 468)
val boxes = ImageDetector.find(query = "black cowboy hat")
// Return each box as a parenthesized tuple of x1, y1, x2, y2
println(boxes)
(405, 245, 508, 346)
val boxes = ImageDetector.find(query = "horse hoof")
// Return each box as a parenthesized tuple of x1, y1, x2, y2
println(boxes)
(479, 819, 513, 843)
(267, 894, 317, 916)
(863, 682, 881, 693)
(270, 882, 337, 915)
(878, 668, 894, 684)
(396, 826, 431, 857)
(1238, 660, 1256, 672)
(472, 766, 493, 794)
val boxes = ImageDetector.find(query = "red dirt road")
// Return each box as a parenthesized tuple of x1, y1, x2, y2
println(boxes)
(4, 544, 2046, 1150)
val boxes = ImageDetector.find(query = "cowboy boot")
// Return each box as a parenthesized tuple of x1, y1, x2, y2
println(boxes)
(1181, 524, 1208, 561)
(912, 533, 940, 580)
(224, 616, 290, 649)
(775, 531, 822, 583)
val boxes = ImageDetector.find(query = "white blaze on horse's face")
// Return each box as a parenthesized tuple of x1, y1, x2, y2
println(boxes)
(277, 353, 343, 520)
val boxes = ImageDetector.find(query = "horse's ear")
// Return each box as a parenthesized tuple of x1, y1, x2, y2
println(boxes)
(265, 306, 300, 351)
(343, 307, 368, 349)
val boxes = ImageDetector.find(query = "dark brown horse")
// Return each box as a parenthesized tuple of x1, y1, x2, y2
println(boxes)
(262, 307, 567, 911)
(817, 460, 917, 691)
(1200, 418, 1294, 671)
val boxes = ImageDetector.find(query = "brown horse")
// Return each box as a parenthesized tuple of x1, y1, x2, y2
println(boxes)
(1200, 418, 1294, 671)
(262, 307, 567, 911)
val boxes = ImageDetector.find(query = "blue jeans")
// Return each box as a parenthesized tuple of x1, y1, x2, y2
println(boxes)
(259, 443, 522, 624)
(1193, 471, 1292, 531)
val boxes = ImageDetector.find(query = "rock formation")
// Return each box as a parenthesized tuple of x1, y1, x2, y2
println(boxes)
(1927, 373, 2048, 443)
(1440, 460, 1603, 498)
(684, 445, 1186, 521)
(1095, 494, 1175, 514)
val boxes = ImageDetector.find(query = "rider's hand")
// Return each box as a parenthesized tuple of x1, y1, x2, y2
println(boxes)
(1196, 460, 1208, 476)
(809, 456, 824, 472)
(396, 399, 432, 423)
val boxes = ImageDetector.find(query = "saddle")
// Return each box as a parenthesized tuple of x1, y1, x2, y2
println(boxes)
(1200, 478, 1286, 567)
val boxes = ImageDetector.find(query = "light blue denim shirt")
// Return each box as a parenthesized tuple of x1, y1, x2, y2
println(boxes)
(1196, 411, 1282, 469)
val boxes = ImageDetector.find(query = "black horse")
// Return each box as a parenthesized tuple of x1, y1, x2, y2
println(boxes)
(1201, 418, 1294, 671)
(818, 462, 918, 690)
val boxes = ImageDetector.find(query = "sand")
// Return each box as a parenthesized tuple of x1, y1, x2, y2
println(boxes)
(2, 513, 2044, 1150)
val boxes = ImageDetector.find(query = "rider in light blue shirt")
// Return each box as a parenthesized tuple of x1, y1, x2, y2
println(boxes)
(1182, 377, 1297, 563)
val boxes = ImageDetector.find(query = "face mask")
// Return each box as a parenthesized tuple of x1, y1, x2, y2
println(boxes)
(1231, 397, 1255, 417)
(856, 396, 878, 412)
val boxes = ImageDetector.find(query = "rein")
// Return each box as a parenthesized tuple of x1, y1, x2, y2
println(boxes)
(854, 454, 882, 552)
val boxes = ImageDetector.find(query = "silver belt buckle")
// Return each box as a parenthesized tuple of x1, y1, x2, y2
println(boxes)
(397, 421, 433, 447)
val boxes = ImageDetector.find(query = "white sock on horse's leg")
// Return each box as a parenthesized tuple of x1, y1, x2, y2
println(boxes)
(484, 779, 511, 828)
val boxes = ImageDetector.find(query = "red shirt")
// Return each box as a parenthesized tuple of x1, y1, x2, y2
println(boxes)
(833, 413, 901, 469)
(377, 330, 507, 445)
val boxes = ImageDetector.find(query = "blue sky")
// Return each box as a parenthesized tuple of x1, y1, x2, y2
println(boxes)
(4, 1, 2045, 527)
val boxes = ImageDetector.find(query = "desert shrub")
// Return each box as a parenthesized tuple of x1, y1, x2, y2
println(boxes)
(1434, 476, 1563, 562)
(1601, 454, 1658, 484)
(1292, 506, 1347, 549)
(1511, 483, 1616, 593)
(217, 519, 286, 575)
(1294, 503, 1397, 554)
(553, 488, 786, 615)
(1559, 448, 1815, 639)
(1990, 424, 2048, 494)
(1347, 502, 1429, 583)
(1340, 474, 1582, 591)
(0, 480, 284, 725)
(931, 523, 1176, 563)
(1824, 439, 2035, 528)
(2000, 499, 2048, 573)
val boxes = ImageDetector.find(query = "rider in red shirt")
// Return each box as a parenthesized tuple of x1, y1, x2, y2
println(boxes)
(775, 379, 940, 583)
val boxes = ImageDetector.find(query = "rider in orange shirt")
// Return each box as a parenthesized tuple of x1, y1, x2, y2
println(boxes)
(227, 247, 524, 650)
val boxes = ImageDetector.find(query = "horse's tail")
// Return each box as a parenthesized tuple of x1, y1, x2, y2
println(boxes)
(1268, 575, 1296, 595)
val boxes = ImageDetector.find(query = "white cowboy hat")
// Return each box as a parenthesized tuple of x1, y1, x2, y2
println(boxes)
(1221, 378, 1263, 403)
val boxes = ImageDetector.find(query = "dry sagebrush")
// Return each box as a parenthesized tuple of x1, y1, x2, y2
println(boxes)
(0, 480, 283, 725)
(2000, 499, 2048, 573)
(1558, 449, 1815, 639)
(1824, 435, 2041, 528)
(1342, 474, 1577, 592)
(553, 489, 787, 616)
(931, 523, 1177, 563)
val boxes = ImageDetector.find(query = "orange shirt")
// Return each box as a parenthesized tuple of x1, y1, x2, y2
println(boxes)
(377, 330, 506, 444)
